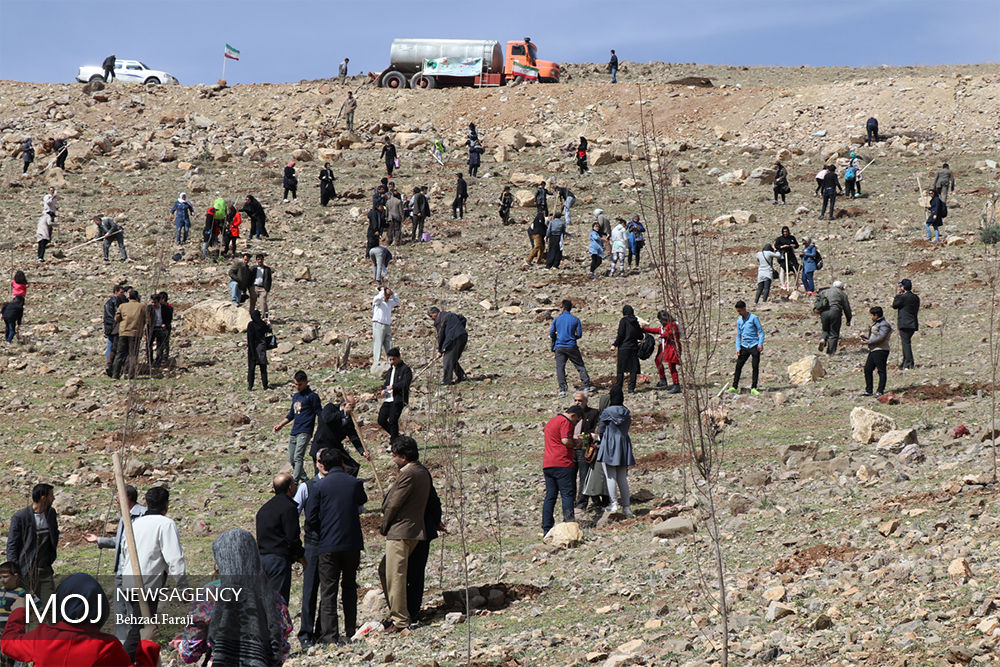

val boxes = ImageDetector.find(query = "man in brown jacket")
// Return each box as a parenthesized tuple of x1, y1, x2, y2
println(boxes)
(112, 289, 147, 379)
(379, 436, 430, 632)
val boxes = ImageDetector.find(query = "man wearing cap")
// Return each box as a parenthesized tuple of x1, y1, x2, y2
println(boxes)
(816, 280, 852, 355)
(892, 279, 920, 369)
(249, 253, 273, 320)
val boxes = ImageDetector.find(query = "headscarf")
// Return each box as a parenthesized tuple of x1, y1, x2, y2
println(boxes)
(609, 384, 624, 407)
(622, 304, 634, 318)
(594, 209, 604, 216)
(56, 573, 111, 628)
(177, 192, 187, 203)
(207, 529, 284, 667)
(287, 161, 295, 168)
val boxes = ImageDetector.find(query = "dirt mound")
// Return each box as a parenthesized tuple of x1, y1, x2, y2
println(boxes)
(667, 77, 713, 88)
(770, 544, 867, 574)
(636, 450, 689, 470)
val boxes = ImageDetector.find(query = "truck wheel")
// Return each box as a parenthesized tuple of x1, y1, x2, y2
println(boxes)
(382, 72, 406, 89)
(410, 74, 435, 90)
(88, 74, 104, 83)
(539, 77, 557, 84)
(144, 77, 161, 85)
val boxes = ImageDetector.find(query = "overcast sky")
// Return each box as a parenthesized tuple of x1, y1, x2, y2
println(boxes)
(1, 0, 997, 85)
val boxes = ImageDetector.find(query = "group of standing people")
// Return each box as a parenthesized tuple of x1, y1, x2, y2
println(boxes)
(101, 283, 173, 378)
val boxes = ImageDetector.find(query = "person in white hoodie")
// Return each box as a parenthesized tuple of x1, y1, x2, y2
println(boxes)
(118, 486, 186, 662)
(609, 218, 628, 277)
(754, 243, 782, 304)
(372, 286, 401, 363)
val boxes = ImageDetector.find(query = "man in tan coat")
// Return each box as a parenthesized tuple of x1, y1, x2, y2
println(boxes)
(379, 436, 430, 632)
(112, 289, 147, 379)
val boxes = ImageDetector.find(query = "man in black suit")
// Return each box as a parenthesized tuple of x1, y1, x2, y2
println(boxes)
(891, 278, 920, 370)
(304, 448, 367, 645)
(377, 348, 412, 441)
(428, 306, 469, 386)
(5, 483, 58, 598)
(255, 473, 305, 604)
(311, 398, 369, 477)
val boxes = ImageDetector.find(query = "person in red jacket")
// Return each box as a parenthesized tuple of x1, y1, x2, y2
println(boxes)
(0, 572, 132, 666)
(643, 310, 682, 393)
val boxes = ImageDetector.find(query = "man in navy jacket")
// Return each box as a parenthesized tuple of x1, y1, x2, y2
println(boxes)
(304, 448, 367, 645)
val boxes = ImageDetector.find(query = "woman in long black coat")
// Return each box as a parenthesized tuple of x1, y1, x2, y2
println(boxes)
(282, 162, 298, 202)
(612, 304, 644, 393)
(380, 138, 398, 177)
(318, 162, 336, 206)
(246, 309, 271, 390)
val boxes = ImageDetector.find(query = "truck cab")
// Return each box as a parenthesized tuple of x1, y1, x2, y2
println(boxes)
(504, 40, 559, 82)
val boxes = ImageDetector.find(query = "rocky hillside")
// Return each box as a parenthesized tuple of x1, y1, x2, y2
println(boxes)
(0, 63, 999, 666)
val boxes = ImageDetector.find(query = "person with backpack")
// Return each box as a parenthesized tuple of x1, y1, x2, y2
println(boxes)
(772, 161, 789, 205)
(866, 117, 879, 146)
(800, 238, 820, 294)
(643, 310, 681, 393)
(626, 215, 646, 270)
(926, 190, 946, 243)
(727, 301, 764, 395)
(844, 164, 858, 199)
(892, 279, 920, 370)
(2, 295, 24, 343)
(576, 137, 588, 174)
(815, 280, 852, 354)
(860, 306, 892, 397)
(754, 243, 781, 304)
(612, 305, 643, 394)
(819, 166, 843, 220)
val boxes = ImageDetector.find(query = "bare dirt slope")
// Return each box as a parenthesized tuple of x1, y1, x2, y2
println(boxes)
(0, 63, 999, 666)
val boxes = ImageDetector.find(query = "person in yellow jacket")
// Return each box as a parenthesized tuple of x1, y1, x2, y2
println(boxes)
(111, 289, 147, 379)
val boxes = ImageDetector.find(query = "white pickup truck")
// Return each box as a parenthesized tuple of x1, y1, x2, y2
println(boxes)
(76, 59, 178, 85)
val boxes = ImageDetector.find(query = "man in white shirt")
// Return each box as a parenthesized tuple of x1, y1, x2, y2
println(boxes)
(372, 287, 400, 363)
(119, 486, 186, 661)
(84, 484, 146, 641)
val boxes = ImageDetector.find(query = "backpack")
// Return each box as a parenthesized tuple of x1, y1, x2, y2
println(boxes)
(813, 292, 830, 312)
(844, 167, 856, 180)
(814, 250, 824, 271)
(638, 333, 656, 360)
(939, 200, 948, 218)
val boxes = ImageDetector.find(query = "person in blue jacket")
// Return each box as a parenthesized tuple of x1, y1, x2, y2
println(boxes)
(626, 215, 646, 270)
(588, 222, 605, 277)
(550, 299, 592, 398)
(169, 193, 194, 244)
(727, 300, 764, 395)
(801, 238, 819, 294)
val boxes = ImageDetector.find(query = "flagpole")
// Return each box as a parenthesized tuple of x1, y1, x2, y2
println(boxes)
(222, 54, 226, 81)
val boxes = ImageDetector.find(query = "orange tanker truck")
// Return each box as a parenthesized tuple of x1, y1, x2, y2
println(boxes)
(375, 37, 560, 89)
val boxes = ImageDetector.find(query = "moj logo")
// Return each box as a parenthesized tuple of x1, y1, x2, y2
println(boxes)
(25, 594, 104, 625)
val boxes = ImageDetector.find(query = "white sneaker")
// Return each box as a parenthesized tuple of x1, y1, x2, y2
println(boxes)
(283, 199, 289, 203)
(606, 504, 620, 514)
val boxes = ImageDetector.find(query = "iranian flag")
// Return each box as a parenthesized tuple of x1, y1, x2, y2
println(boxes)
(511, 60, 538, 80)
(224, 44, 240, 61)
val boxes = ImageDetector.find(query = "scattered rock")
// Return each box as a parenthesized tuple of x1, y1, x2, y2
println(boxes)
(850, 407, 896, 444)
(787, 355, 825, 385)
(651, 517, 694, 538)
(543, 522, 584, 548)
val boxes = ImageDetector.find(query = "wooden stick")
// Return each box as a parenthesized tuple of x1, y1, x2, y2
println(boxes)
(336, 386, 386, 497)
(112, 453, 153, 635)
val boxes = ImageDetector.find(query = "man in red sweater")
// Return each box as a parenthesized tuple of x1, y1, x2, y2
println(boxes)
(542, 405, 583, 534)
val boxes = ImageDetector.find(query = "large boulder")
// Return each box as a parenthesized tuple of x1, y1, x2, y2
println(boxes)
(448, 274, 473, 291)
(291, 149, 313, 162)
(510, 172, 545, 186)
(850, 407, 896, 444)
(497, 128, 526, 150)
(746, 166, 776, 185)
(317, 148, 342, 162)
(590, 148, 615, 166)
(718, 169, 747, 185)
(651, 517, 695, 538)
(181, 300, 252, 334)
(543, 522, 583, 548)
(394, 132, 429, 149)
(787, 355, 825, 386)
(493, 145, 510, 163)
(514, 189, 536, 208)
(876, 428, 918, 454)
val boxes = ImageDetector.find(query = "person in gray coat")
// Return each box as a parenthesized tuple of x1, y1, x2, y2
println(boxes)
(754, 244, 781, 304)
(933, 163, 956, 202)
(95, 215, 127, 261)
(891, 279, 920, 369)
(816, 280, 852, 354)
(596, 385, 635, 518)
(860, 306, 892, 397)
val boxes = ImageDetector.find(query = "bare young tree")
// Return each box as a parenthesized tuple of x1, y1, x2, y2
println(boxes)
(984, 191, 1000, 482)
(626, 85, 731, 665)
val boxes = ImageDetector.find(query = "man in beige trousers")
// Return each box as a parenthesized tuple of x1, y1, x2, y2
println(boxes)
(379, 436, 430, 632)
